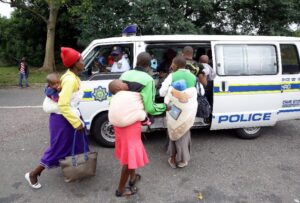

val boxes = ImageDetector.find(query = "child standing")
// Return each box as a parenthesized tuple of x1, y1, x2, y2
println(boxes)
(18, 57, 29, 88)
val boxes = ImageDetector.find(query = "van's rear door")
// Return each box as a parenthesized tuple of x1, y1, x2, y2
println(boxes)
(210, 41, 281, 130)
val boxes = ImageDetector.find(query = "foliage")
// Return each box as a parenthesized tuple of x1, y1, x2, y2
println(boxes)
(0, 0, 300, 67)
(0, 2, 81, 67)
(74, 0, 300, 46)
(0, 66, 50, 86)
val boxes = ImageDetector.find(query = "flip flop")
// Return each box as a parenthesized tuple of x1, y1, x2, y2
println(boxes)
(115, 186, 137, 197)
(25, 172, 42, 189)
(129, 174, 141, 187)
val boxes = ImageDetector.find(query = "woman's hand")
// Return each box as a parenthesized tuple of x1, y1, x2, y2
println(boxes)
(75, 123, 84, 131)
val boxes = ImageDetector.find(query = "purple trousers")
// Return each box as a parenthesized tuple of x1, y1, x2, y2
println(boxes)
(40, 113, 89, 169)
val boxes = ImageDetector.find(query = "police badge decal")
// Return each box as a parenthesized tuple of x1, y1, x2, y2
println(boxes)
(93, 86, 107, 102)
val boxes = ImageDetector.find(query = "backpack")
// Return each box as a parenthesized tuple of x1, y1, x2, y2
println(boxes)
(196, 82, 211, 118)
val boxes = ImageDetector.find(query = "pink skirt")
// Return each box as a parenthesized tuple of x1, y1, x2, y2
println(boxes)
(114, 121, 149, 169)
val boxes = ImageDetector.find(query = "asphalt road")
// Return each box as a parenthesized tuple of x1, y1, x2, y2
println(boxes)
(0, 87, 299, 203)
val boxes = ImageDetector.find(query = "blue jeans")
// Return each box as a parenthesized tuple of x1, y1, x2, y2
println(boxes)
(19, 73, 29, 87)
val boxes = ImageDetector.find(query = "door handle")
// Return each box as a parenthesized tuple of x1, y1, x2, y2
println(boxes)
(221, 81, 226, 92)
(220, 81, 229, 92)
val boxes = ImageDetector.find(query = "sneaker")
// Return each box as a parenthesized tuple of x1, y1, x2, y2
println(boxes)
(177, 161, 188, 168)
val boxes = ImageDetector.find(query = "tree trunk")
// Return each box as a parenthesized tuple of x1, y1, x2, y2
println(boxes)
(40, 3, 59, 71)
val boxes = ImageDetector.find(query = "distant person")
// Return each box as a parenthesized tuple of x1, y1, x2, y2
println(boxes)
(110, 46, 131, 72)
(18, 57, 29, 88)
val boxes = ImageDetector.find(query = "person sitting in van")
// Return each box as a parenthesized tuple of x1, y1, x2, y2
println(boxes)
(110, 46, 131, 73)
(182, 46, 206, 95)
(159, 56, 198, 169)
(157, 48, 177, 75)
(96, 55, 108, 73)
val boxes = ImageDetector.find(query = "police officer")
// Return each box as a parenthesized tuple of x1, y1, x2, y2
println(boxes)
(110, 46, 131, 73)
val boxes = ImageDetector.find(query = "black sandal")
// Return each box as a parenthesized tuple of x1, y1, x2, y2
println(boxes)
(129, 174, 141, 187)
(115, 186, 137, 197)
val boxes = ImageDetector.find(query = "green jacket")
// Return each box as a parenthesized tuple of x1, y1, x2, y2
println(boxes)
(120, 68, 166, 115)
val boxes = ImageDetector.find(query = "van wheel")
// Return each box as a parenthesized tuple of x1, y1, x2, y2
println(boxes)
(91, 113, 115, 147)
(236, 127, 262, 139)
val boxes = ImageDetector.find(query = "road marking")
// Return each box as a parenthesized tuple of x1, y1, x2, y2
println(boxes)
(0, 106, 42, 109)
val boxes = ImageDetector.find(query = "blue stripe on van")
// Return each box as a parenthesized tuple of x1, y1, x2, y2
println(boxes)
(290, 84, 300, 89)
(277, 108, 300, 114)
(83, 91, 93, 99)
(214, 85, 281, 93)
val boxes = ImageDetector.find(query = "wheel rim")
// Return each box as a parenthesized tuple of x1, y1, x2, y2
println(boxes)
(100, 121, 115, 143)
(243, 127, 260, 135)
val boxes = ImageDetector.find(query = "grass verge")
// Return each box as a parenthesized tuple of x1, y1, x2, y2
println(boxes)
(0, 66, 62, 87)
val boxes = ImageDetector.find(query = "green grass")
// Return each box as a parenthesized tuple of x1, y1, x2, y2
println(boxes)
(0, 66, 50, 87)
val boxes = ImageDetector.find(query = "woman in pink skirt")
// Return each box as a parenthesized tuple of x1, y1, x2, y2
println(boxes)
(109, 52, 167, 197)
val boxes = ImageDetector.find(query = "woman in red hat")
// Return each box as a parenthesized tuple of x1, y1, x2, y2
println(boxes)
(25, 47, 88, 189)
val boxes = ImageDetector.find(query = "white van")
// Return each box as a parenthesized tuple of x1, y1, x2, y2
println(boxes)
(78, 35, 300, 147)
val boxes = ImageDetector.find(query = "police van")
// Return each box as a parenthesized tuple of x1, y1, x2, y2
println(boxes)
(78, 35, 300, 147)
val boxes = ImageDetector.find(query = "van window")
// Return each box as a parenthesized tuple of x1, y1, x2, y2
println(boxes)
(280, 44, 300, 74)
(80, 44, 134, 80)
(146, 44, 211, 92)
(215, 44, 278, 76)
(146, 44, 211, 73)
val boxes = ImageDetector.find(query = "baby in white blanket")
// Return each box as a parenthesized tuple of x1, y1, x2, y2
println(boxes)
(108, 80, 151, 127)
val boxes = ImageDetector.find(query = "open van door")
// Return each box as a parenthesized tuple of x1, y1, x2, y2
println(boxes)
(210, 41, 282, 131)
(278, 43, 300, 121)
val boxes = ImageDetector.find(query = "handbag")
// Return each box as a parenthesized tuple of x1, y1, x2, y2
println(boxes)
(59, 130, 97, 182)
(196, 82, 211, 118)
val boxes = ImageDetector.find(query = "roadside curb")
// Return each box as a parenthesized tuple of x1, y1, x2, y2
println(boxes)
(0, 83, 45, 89)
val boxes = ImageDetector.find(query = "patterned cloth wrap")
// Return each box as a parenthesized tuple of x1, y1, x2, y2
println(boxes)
(165, 86, 198, 141)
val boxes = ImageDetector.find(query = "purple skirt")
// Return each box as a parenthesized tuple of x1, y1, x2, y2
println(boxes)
(40, 113, 89, 169)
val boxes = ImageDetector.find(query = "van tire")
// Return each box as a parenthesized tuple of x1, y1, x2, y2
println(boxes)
(236, 127, 262, 139)
(91, 113, 115, 147)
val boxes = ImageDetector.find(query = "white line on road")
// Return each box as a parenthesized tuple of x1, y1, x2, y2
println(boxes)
(0, 106, 42, 109)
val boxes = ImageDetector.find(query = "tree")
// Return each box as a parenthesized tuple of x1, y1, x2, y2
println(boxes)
(0, 0, 61, 71)
(75, 0, 300, 43)
(0, 10, 46, 66)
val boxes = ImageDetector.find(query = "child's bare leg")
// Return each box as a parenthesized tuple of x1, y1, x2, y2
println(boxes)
(129, 169, 136, 182)
(117, 165, 137, 196)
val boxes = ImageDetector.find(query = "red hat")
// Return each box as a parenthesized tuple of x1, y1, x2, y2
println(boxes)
(60, 47, 81, 68)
